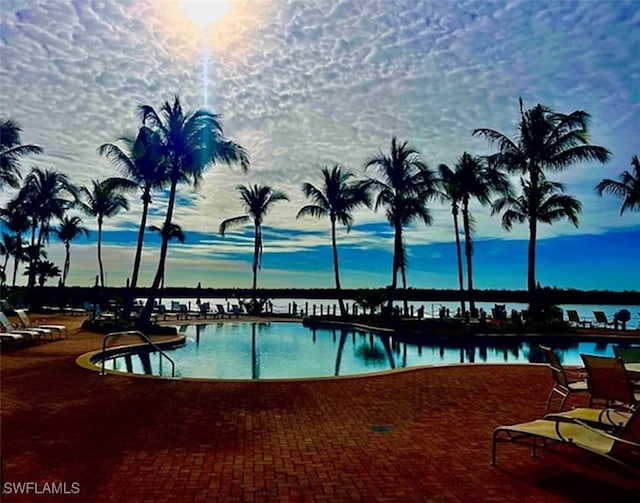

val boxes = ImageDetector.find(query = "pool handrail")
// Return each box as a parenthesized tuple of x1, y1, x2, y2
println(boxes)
(100, 330, 176, 378)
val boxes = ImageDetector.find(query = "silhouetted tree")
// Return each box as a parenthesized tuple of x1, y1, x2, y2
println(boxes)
(297, 165, 370, 316)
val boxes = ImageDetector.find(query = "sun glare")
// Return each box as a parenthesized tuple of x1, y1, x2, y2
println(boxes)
(180, 0, 234, 29)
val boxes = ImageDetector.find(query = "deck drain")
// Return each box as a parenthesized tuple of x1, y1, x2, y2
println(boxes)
(369, 425, 393, 433)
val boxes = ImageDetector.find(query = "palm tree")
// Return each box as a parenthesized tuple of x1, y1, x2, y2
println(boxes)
(78, 178, 131, 288)
(98, 127, 169, 308)
(596, 155, 640, 214)
(0, 198, 30, 287)
(0, 233, 17, 287)
(0, 117, 43, 189)
(442, 153, 511, 315)
(438, 164, 466, 315)
(297, 165, 371, 316)
(220, 184, 288, 295)
(136, 96, 249, 327)
(492, 177, 582, 295)
(24, 259, 61, 287)
(365, 136, 438, 311)
(18, 168, 79, 290)
(474, 98, 610, 306)
(54, 216, 89, 287)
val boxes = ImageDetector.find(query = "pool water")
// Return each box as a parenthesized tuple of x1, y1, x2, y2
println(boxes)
(99, 321, 625, 380)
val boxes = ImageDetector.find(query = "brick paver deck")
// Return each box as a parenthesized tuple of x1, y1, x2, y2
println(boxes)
(1, 315, 638, 502)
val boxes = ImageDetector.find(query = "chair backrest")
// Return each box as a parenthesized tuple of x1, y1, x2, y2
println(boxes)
(540, 345, 570, 387)
(14, 309, 32, 328)
(610, 406, 640, 459)
(216, 304, 225, 314)
(566, 310, 579, 323)
(0, 311, 16, 331)
(614, 346, 640, 364)
(593, 311, 608, 323)
(581, 354, 635, 405)
(171, 301, 181, 311)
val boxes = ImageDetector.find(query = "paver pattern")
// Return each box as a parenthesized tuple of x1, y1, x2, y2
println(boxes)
(1, 315, 638, 502)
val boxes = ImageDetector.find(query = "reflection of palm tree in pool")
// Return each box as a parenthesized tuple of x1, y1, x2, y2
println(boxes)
(334, 329, 349, 376)
(354, 334, 396, 369)
(251, 323, 259, 380)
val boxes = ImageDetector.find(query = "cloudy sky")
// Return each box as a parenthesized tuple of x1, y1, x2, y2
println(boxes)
(1, 0, 638, 291)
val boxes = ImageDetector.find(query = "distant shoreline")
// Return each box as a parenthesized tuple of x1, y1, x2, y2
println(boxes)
(13, 286, 640, 307)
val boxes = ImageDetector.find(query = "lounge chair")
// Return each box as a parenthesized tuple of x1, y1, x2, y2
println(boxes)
(540, 346, 589, 411)
(492, 405, 640, 474)
(0, 311, 51, 341)
(0, 331, 28, 346)
(14, 309, 68, 339)
(581, 354, 640, 409)
(614, 346, 640, 364)
(614, 346, 640, 391)
(566, 310, 592, 328)
(544, 407, 631, 433)
(593, 311, 616, 329)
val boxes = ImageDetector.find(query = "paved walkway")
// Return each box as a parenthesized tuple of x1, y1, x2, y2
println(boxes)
(1, 315, 638, 502)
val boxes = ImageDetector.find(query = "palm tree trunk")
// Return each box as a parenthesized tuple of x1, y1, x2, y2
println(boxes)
(139, 179, 178, 327)
(62, 242, 70, 287)
(528, 217, 538, 310)
(124, 194, 150, 319)
(401, 264, 408, 314)
(452, 207, 465, 315)
(11, 232, 21, 287)
(387, 223, 402, 310)
(252, 223, 260, 292)
(462, 200, 475, 316)
(528, 169, 540, 313)
(27, 224, 37, 289)
(1, 254, 8, 286)
(330, 217, 346, 316)
(97, 218, 105, 288)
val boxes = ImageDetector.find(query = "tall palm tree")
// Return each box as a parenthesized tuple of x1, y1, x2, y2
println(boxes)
(297, 165, 371, 316)
(98, 126, 169, 316)
(365, 136, 438, 310)
(443, 153, 511, 315)
(78, 178, 131, 288)
(438, 164, 466, 315)
(474, 98, 610, 306)
(0, 117, 43, 189)
(596, 155, 640, 214)
(19, 168, 79, 290)
(54, 215, 89, 287)
(137, 96, 249, 327)
(220, 184, 288, 294)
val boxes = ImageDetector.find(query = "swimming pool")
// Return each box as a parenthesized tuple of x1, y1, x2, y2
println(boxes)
(91, 321, 633, 380)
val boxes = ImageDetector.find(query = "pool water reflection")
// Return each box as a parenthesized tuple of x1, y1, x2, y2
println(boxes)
(98, 322, 627, 379)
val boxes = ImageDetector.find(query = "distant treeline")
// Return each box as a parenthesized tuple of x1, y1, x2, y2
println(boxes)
(17, 286, 640, 308)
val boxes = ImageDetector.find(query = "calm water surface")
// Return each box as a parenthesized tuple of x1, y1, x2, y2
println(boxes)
(100, 322, 635, 379)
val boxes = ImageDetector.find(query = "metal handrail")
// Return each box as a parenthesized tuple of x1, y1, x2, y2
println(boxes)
(100, 330, 176, 378)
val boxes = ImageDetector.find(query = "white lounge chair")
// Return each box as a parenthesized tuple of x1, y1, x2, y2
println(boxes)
(0, 312, 50, 341)
(14, 309, 68, 339)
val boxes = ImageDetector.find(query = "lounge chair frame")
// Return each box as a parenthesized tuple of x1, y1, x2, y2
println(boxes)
(540, 345, 589, 411)
(491, 412, 640, 475)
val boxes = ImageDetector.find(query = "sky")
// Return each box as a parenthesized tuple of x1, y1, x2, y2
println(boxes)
(0, 0, 638, 292)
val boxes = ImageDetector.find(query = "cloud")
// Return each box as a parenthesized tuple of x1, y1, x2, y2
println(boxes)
(1, 0, 638, 288)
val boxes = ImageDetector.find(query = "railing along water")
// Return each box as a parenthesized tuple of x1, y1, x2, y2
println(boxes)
(100, 330, 177, 378)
